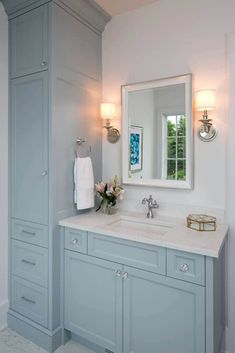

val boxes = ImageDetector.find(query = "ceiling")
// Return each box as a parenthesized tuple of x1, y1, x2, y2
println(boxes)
(94, 0, 159, 16)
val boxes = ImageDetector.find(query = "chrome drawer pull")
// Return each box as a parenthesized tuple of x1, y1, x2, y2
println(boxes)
(122, 272, 128, 280)
(179, 263, 189, 273)
(21, 230, 36, 236)
(21, 296, 36, 304)
(21, 259, 36, 266)
(115, 270, 122, 278)
(72, 238, 78, 245)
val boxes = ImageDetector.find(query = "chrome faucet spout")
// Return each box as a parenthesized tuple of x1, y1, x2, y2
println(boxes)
(141, 195, 159, 218)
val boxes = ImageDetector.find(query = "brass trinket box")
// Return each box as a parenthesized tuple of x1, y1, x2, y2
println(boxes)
(187, 214, 216, 232)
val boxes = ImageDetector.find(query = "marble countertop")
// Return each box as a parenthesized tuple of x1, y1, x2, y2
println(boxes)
(59, 210, 228, 258)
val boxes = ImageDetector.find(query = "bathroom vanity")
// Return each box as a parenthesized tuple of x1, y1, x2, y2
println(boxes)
(59, 211, 228, 353)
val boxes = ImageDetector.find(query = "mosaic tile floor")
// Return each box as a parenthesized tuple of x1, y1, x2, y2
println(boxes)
(0, 328, 94, 353)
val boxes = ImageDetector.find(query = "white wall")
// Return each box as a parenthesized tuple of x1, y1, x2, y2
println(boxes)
(226, 32, 235, 353)
(102, 0, 235, 221)
(102, 0, 235, 351)
(0, 2, 8, 330)
(129, 89, 155, 179)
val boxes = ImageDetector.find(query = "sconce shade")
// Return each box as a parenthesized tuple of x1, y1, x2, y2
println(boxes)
(195, 90, 215, 111)
(100, 103, 116, 119)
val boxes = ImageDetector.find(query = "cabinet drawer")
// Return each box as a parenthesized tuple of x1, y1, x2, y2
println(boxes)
(88, 232, 166, 275)
(11, 219, 48, 248)
(64, 228, 88, 254)
(11, 240, 48, 287)
(11, 276, 48, 327)
(167, 249, 205, 285)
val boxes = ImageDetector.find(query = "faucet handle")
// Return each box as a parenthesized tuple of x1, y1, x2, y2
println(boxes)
(142, 198, 147, 205)
(152, 200, 159, 209)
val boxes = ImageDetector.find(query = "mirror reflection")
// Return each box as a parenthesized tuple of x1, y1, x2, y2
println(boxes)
(122, 75, 193, 189)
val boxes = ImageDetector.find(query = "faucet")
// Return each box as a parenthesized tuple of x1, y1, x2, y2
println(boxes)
(142, 195, 159, 218)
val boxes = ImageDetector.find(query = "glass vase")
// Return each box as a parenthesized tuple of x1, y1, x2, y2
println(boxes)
(101, 199, 117, 215)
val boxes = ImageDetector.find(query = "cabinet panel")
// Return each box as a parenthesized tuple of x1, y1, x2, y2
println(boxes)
(11, 275, 48, 327)
(10, 4, 48, 78)
(167, 249, 205, 285)
(11, 240, 48, 287)
(11, 72, 49, 225)
(88, 232, 166, 275)
(64, 251, 122, 353)
(123, 266, 205, 353)
(64, 228, 87, 254)
(54, 4, 101, 81)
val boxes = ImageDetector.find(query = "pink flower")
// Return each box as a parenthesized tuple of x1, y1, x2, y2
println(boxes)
(95, 182, 106, 193)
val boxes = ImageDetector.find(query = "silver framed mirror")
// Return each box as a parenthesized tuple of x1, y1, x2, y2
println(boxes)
(121, 74, 193, 189)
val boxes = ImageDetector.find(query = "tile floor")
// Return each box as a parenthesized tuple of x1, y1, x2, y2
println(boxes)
(0, 328, 94, 353)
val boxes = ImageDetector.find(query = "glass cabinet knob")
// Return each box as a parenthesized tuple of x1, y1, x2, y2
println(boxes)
(179, 263, 189, 273)
(122, 272, 128, 279)
(72, 238, 78, 245)
(115, 270, 122, 277)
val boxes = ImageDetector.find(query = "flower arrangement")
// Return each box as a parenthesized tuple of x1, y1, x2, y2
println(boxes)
(95, 176, 124, 215)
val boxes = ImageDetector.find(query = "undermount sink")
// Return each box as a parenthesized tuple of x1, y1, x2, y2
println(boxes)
(106, 216, 173, 236)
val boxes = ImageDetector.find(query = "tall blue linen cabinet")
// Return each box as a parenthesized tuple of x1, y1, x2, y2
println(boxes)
(1, 0, 110, 351)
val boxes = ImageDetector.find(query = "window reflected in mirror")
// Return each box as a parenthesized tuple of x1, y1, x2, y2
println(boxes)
(165, 114, 186, 181)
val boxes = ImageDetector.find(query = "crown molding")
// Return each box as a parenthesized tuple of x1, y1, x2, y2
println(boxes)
(1, 0, 111, 32)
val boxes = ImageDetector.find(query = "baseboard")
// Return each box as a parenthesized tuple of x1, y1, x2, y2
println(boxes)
(8, 312, 62, 353)
(0, 300, 9, 331)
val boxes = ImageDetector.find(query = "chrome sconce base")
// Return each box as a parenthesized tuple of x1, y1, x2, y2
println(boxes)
(198, 110, 217, 142)
(104, 119, 120, 143)
(104, 125, 120, 143)
(198, 124, 217, 142)
(101, 104, 120, 143)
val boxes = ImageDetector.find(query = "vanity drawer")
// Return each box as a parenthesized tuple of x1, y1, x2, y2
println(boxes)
(11, 276, 48, 327)
(11, 240, 48, 287)
(11, 219, 48, 248)
(88, 232, 166, 275)
(167, 249, 205, 285)
(64, 228, 88, 254)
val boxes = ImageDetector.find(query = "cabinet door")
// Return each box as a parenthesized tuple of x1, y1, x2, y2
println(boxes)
(64, 251, 122, 353)
(123, 266, 205, 353)
(11, 72, 48, 225)
(10, 4, 48, 78)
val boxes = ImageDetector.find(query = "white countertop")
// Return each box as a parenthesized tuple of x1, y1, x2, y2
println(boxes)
(59, 210, 228, 258)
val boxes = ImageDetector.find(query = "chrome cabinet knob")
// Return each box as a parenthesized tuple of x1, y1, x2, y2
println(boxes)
(72, 238, 78, 245)
(115, 270, 122, 277)
(179, 263, 189, 273)
(41, 170, 48, 177)
(122, 272, 128, 280)
(41, 61, 47, 66)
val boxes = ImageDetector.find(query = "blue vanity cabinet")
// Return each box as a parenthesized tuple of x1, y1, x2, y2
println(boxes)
(123, 266, 205, 353)
(62, 228, 225, 353)
(11, 71, 49, 225)
(10, 4, 48, 78)
(64, 251, 123, 353)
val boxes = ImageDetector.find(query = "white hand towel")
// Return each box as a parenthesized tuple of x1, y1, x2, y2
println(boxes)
(74, 157, 95, 210)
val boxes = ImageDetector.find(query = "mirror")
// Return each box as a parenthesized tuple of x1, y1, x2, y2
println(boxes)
(122, 74, 193, 189)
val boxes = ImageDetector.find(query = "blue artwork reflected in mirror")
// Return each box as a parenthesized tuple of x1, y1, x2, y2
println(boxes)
(129, 126, 143, 172)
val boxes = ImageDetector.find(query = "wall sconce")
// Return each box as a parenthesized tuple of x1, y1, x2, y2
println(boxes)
(101, 103, 120, 143)
(195, 89, 217, 142)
